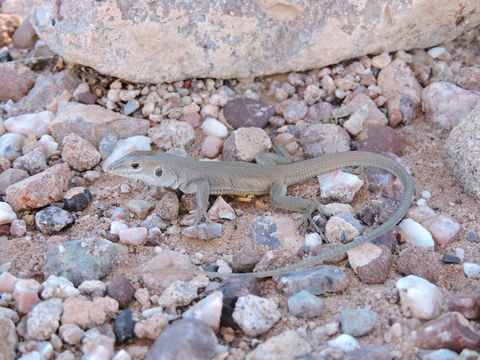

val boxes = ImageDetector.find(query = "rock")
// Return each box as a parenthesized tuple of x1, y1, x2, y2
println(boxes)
(0, 202, 16, 225)
(377, 59, 422, 125)
(107, 275, 135, 309)
(145, 319, 221, 360)
(183, 291, 223, 331)
(325, 214, 364, 244)
(180, 112, 203, 128)
(250, 215, 302, 250)
(63, 187, 92, 212)
(148, 120, 195, 150)
(0, 168, 29, 195)
(445, 106, 480, 200)
(287, 290, 325, 319)
(157, 280, 198, 307)
(442, 254, 461, 264)
(247, 330, 312, 360)
(59, 323, 84, 345)
(27, 0, 480, 82)
(13, 279, 41, 314)
(223, 98, 274, 129)
(44, 239, 117, 286)
(200, 118, 229, 139)
(114, 310, 134, 344)
(200, 136, 224, 158)
(232, 249, 263, 273)
(328, 334, 360, 353)
(134, 312, 169, 340)
(300, 123, 350, 158)
(12, 19, 37, 48)
(9, 70, 80, 116)
(283, 100, 308, 124)
(397, 246, 440, 283)
(5, 111, 52, 139)
(454, 66, 480, 91)
(398, 218, 435, 248)
(345, 346, 392, 360)
(276, 265, 349, 296)
(156, 191, 179, 221)
(340, 308, 378, 336)
(25, 298, 63, 340)
(78, 280, 107, 295)
(182, 222, 223, 240)
(463, 263, 480, 278)
(61, 133, 101, 171)
(98, 132, 118, 159)
(422, 82, 480, 129)
(207, 196, 236, 221)
(0, 62, 36, 102)
(357, 123, 404, 156)
(13, 149, 47, 175)
(51, 103, 150, 146)
(366, 154, 409, 200)
(61, 295, 118, 328)
(347, 243, 392, 284)
(0, 317, 17, 360)
(416, 312, 480, 352)
(232, 294, 281, 336)
(35, 206, 75, 234)
(41, 275, 80, 299)
(101, 135, 151, 171)
(0, 133, 26, 161)
(344, 106, 368, 135)
(422, 213, 460, 246)
(448, 296, 480, 320)
(319, 170, 364, 203)
(0, 271, 18, 293)
(119, 227, 148, 246)
(81, 328, 115, 360)
(223, 127, 272, 162)
(6, 163, 70, 211)
(372, 52, 392, 69)
(142, 250, 195, 292)
(396, 275, 443, 320)
(346, 93, 388, 125)
(126, 199, 154, 219)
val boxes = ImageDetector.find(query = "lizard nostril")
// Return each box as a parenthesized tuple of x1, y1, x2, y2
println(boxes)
(155, 168, 162, 177)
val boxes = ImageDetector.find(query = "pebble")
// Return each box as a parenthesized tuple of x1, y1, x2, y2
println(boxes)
(346, 93, 387, 125)
(123, 99, 140, 115)
(0, 202, 16, 225)
(397, 245, 440, 283)
(398, 218, 435, 248)
(408, 205, 436, 223)
(63, 187, 92, 212)
(442, 254, 461, 264)
(305, 102, 333, 122)
(200, 117, 229, 138)
(207, 196, 236, 220)
(232, 294, 281, 336)
(58, 323, 85, 346)
(463, 263, 480, 278)
(345, 346, 392, 360)
(119, 227, 148, 246)
(419, 349, 461, 360)
(0, 271, 18, 293)
(371, 52, 392, 69)
(13, 279, 41, 314)
(101, 135, 152, 171)
(0, 62, 36, 102)
(61, 133, 101, 171)
(61, 295, 118, 328)
(0, 317, 17, 360)
(250, 215, 302, 250)
(155, 190, 179, 220)
(0, 133, 26, 160)
(283, 100, 308, 124)
(396, 275, 443, 319)
(180, 112, 203, 128)
(148, 120, 195, 150)
(81, 327, 115, 360)
(44, 239, 117, 286)
(142, 249, 195, 292)
(223, 98, 274, 129)
(347, 243, 392, 284)
(6, 163, 71, 211)
(5, 111, 53, 140)
(344, 105, 368, 135)
(0, 168, 29, 195)
(318, 169, 364, 203)
(247, 330, 312, 360)
(13, 148, 47, 175)
(114, 310, 134, 343)
(200, 135, 223, 158)
(422, 213, 461, 246)
(448, 296, 480, 320)
(422, 82, 480, 129)
(276, 265, 349, 296)
(357, 123, 404, 156)
(325, 214, 364, 244)
(287, 290, 326, 319)
(113, 350, 132, 360)
(134, 312, 169, 340)
(416, 312, 480, 352)
(157, 280, 198, 307)
(25, 298, 63, 340)
(98, 132, 118, 159)
(78, 280, 107, 295)
(141, 213, 167, 231)
(454, 66, 480, 91)
(328, 334, 360, 353)
(182, 222, 223, 240)
(223, 127, 272, 162)
(106, 275, 135, 309)
(183, 291, 223, 331)
(41, 275, 79, 299)
(35, 206, 75, 234)
(304, 232, 323, 248)
(300, 123, 350, 157)
(340, 308, 378, 336)
(219, 277, 260, 328)
(144, 319, 222, 360)
(232, 249, 263, 273)
(110, 220, 128, 235)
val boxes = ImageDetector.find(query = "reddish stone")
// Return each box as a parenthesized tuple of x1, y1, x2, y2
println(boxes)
(388, 109, 403, 127)
(360, 73, 377, 86)
(448, 296, 480, 320)
(0, 63, 36, 102)
(107, 275, 135, 309)
(179, 112, 203, 128)
(357, 123, 404, 156)
(0, 271, 18, 293)
(12, 19, 38, 49)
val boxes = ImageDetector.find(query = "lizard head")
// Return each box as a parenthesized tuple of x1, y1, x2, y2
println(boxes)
(105, 151, 180, 187)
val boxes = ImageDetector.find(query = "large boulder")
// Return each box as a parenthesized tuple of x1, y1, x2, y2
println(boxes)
(27, 0, 480, 83)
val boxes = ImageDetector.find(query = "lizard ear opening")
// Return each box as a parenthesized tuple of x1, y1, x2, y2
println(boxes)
(155, 168, 163, 177)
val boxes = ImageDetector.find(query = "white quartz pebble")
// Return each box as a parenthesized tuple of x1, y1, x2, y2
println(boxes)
(200, 117, 229, 138)
(119, 227, 148, 246)
(318, 169, 364, 203)
(183, 291, 223, 331)
(110, 220, 128, 235)
(4, 111, 53, 138)
(38, 135, 59, 157)
(327, 334, 360, 353)
(0, 202, 17, 225)
(305, 232, 322, 247)
(398, 218, 435, 248)
(396, 275, 443, 319)
(463, 263, 480, 278)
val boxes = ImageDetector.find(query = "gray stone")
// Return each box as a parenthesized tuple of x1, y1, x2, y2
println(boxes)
(300, 123, 350, 158)
(232, 294, 281, 336)
(345, 346, 392, 360)
(340, 308, 378, 336)
(27, 0, 480, 82)
(13, 148, 48, 175)
(223, 98, 274, 129)
(0, 168, 29, 195)
(35, 206, 76, 234)
(287, 290, 326, 318)
(44, 239, 117, 286)
(223, 127, 272, 162)
(182, 222, 223, 240)
(148, 120, 195, 150)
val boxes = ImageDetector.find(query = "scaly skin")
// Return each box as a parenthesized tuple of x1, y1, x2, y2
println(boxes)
(106, 150, 414, 278)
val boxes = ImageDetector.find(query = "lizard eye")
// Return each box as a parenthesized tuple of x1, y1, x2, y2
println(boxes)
(131, 162, 140, 169)
(155, 168, 162, 177)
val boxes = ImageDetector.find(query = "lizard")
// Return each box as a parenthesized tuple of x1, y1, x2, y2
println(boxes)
(106, 148, 415, 278)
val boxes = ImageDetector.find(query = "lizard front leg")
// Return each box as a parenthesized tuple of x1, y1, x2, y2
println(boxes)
(182, 178, 211, 226)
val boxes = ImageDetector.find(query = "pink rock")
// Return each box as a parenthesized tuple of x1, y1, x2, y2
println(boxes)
(346, 93, 388, 125)
(6, 163, 71, 211)
(119, 227, 147, 246)
(207, 196, 236, 220)
(61, 133, 101, 171)
(25, 298, 63, 340)
(0, 271, 18, 293)
(134, 312, 169, 340)
(106, 275, 135, 308)
(59, 323, 84, 345)
(0, 62, 36, 102)
(200, 135, 223, 158)
(357, 124, 404, 156)
(12, 19, 38, 49)
(61, 295, 118, 329)
(13, 279, 41, 314)
(422, 213, 461, 246)
(4, 111, 52, 138)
